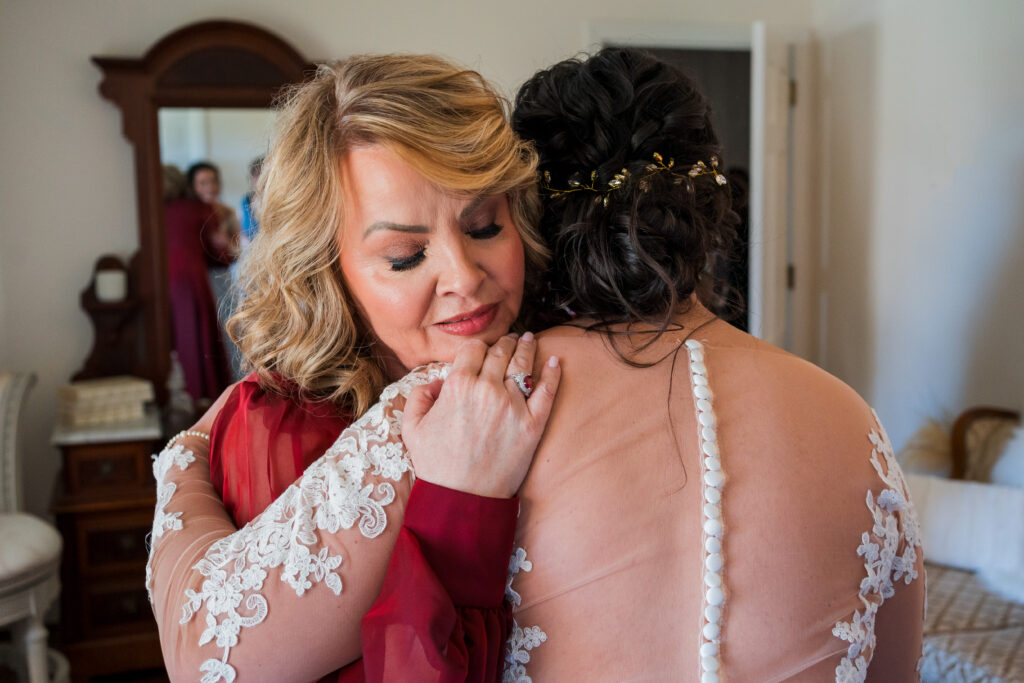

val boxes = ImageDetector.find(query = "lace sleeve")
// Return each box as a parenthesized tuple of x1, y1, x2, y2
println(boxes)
(832, 411, 925, 682)
(147, 364, 448, 682)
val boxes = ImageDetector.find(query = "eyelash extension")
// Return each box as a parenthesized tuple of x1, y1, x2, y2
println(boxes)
(468, 222, 503, 239)
(387, 222, 503, 272)
(388, 250, 426, 272)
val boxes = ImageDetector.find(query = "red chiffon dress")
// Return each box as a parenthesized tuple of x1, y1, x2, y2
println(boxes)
(164, 198, 233, 402)
(188, 373, 514, 681)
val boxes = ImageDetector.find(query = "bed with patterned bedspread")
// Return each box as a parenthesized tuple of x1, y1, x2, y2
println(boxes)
(921, 563, 1024, 682)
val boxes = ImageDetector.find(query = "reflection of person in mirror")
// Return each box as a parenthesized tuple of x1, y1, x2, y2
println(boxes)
(187, 161, 241, 257)
(239, 155, 263, 248)
(162, 164, 232, 405)
(187, 160, 243, 379)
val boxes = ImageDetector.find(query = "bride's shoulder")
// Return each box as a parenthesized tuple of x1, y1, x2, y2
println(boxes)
(710, 324, 864, 399)
(699, 325, 879, 448)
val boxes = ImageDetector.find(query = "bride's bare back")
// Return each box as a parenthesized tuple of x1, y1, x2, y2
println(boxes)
(512, 312, 923, 682)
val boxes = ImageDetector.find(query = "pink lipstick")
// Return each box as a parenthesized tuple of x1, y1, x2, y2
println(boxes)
(436, 304, 498, 336)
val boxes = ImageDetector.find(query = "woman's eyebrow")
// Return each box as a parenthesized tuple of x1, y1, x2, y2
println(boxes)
(363, 221, 430, 238)
(362, 196, 487, 237)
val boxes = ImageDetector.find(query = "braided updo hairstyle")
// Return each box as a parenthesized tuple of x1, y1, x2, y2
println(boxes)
(513, 47, 738, 335)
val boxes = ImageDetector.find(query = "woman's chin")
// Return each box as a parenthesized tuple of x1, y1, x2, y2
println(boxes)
(401, 332, 514, 372)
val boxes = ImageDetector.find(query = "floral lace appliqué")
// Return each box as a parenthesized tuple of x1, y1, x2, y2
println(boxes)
(146, 443, 197, 602)
(151, 443, 197, 540)
(833, 411, 922, 682)
(503, 546, 547, 683)
(172, 364, 448, 683)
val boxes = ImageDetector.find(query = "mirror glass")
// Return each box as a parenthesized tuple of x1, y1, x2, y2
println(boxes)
(159, 107, 276, 403)
(159, 107, 275, 219)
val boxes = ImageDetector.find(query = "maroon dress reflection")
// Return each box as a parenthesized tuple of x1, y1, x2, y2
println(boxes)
(165, 195, 233, 402)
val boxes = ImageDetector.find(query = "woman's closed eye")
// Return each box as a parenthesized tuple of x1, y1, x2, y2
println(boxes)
(387, 248, 426, 272)
(467, 222, 503, 239)
(385, 222, 503, 271)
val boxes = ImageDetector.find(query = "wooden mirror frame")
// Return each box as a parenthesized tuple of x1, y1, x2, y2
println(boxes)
(93, 20, 314, 403)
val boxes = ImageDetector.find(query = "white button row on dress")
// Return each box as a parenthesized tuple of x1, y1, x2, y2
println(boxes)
(687, 339, 725, 680)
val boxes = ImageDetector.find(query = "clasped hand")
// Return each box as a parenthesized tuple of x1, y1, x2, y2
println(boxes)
(402, 333, 561, 499)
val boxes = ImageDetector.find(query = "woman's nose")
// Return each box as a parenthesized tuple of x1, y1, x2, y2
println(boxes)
(436, 241, 486, 297)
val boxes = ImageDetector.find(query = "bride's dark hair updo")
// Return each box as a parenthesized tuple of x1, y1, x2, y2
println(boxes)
(513, 47, 738, 332)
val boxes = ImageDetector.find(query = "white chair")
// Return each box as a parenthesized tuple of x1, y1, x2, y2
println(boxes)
(0, 372, 66, 683)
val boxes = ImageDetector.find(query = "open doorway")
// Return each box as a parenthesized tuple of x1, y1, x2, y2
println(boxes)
(642, 47, 752, 331)
(595, 22, 797, 348)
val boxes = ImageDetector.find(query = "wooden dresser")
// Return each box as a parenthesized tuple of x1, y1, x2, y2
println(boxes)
(51, 411, 165, 680)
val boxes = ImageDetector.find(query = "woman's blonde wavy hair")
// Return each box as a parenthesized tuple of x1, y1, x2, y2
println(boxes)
(228, 54, 548, 416)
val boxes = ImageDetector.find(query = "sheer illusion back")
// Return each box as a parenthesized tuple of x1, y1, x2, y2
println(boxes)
(509, 316, 924, 682)
(146, 313, 922, 681)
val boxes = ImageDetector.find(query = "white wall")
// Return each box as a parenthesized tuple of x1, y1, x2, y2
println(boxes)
(814, 0, 1024, 448)
(0, 0, 815, 516)
(6, 0, 1020, 518)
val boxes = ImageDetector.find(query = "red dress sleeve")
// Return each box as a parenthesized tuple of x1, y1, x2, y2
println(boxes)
(206, 374, 513, 681)
(338, 479, 518, 683)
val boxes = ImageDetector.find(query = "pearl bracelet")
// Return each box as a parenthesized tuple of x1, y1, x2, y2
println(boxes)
(165, 429, 210, 452)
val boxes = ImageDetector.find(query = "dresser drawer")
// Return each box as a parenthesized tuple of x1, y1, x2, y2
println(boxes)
(74, 507, 154, 576)
(63, 440, 155, 495)
(80, 577, 157, 637)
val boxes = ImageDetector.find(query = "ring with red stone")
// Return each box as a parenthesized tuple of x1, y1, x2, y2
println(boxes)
(508, 372, 534, 398)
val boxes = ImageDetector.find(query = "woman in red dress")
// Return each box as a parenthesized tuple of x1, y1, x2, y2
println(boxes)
(147, 56, 557, 681)
(162, 165, 233, 404)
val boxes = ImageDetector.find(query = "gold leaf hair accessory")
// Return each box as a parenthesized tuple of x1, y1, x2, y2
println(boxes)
(541, 153, 727, 206)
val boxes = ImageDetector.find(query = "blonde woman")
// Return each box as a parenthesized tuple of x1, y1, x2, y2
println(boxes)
(148, 55, 559, 681)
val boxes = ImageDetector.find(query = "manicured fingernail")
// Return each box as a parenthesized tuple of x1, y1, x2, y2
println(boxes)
(547, 355, 559, 367)
(522, 331, 534, 342)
